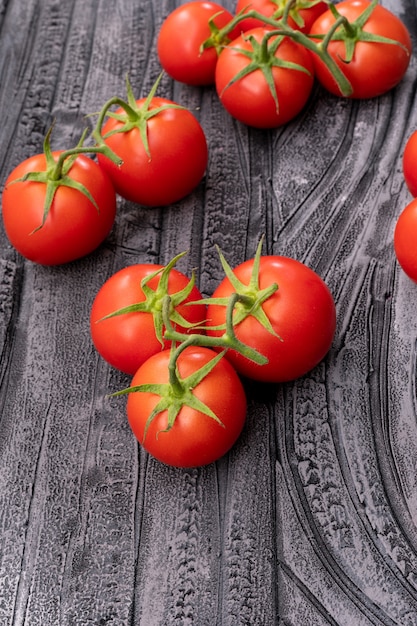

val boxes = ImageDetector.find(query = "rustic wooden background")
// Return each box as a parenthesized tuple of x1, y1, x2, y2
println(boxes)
(1, 0, 417, 624)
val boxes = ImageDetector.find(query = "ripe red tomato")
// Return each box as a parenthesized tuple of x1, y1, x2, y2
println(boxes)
(90, 263, 207, 375)
(215, 28, 315, 128)
(97, 97, 208, 206)
(235, 0, 327, 34)
(309, 0, 412, 99)
(126, 346, 247, 467)
(394, 198, 417, 283)
(403, 130, 417, 197)
(157, 1, 241, 86)
(1, 152, 116, 265)
(206, 255, 336, 382)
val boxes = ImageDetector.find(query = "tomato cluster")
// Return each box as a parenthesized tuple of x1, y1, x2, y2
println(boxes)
(1, 76, 208, 265)
(94, 241, 336, 467)
(158, 0, 412, 127)
(0, 0, 413, 468)
(1, 1, 412, 265)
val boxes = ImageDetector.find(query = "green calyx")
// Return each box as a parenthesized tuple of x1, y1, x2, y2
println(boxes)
(200, 10, 237, 55)
(9, 125, 122, 233)
(92, 72, 185, 160)
(111, 344, 227, 440)
(200, 238, 280, 338)
(110, 283, 270, 439)
(314, 0, 410, 63)
(220, 30, 312, 113)
(96, 251, 201, 347)
(164, 291, 269, 364)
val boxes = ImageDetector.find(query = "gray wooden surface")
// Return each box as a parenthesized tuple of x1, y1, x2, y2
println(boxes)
(1, 0, 417, 624)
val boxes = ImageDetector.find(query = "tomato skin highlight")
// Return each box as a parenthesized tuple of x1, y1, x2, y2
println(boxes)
(206, 256, 336, 382)
(235, 0, 328, 34)
(1, 152, 116, 265)
(97, 97, 208, 206)
(403, 130, 417, 198)
(90, 264, 207, 375)
(127, 347, 247, 468)
(157, 1, 240, 86)
(215, 28, 315, 128)
(394, 198, 417, 284)
(309, 0, 412, 99)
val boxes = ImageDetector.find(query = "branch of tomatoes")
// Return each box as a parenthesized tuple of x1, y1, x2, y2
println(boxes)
(213, 2, 354, 97)
(8, 71, 178, 217)
(157, 0, 412, 125)
(107, 257, 271, 468)
(98, 238, 336, 467)
(110, 287, 269, 431)
(1, 72, 209, 264)
(217, 0, 411, 96)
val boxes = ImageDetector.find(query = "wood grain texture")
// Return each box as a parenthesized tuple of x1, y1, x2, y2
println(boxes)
(1, 0, 417, 624)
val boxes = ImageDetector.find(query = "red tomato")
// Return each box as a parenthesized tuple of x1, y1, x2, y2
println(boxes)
(1, 152, 116, 265)
(309, 0, 412, 99)
(394, 198, 417, 283)
(97, 97, 208, 206)
(157, 1, 241, 86)
(205, 255, 336, 382)
(235, 0, 327, 34)
(215, 28, 315, 128)
(90, 263, 207, 375)
(126, 346, 247, 467)
(403, 130, 417, 197)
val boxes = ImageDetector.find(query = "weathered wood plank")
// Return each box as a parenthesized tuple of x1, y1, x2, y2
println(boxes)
(1, 0, 417, 624)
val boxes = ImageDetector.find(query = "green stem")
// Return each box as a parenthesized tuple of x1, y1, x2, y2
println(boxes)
(258, 29, 276, 62)
(46, 101, 127, 182)
(162, 293, 268, 375)
(50, 140, 123, 181)
(89, 73, 185, 160)
(281, 0, 298, 26)
(217, 9, 353, 96)
(91, 95, 139, 142)
(167, 345, 186, 397)
(327, 3, 356, 39)
(320, 15, 348, 50)
(88, 93, 141, 161)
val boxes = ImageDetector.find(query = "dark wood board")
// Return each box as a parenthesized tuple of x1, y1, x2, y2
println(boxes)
(1, 0, 417, 624)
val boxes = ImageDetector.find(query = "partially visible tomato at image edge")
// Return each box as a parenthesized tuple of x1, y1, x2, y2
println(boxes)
(394, 198, 417, 283)
(403, 130, 417, 197)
